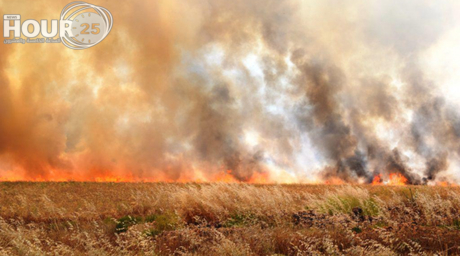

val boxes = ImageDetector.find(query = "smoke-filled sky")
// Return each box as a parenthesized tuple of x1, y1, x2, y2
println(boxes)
(2, 0, 460, 183)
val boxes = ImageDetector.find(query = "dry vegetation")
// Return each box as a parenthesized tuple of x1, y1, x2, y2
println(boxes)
(1, 183, 460, 255)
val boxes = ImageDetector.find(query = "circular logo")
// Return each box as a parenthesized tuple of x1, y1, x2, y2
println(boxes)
(60, 2, 113, 50)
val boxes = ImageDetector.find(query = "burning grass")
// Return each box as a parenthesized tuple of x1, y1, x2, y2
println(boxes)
(1, 182, 460, 255)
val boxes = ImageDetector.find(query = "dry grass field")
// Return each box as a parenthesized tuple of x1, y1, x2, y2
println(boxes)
(1, 183, 460, 255)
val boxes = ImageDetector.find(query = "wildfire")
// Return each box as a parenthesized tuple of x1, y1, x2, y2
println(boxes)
(0, 169, 273, 184)
(372, 174, 382, 185)
(387, 173, 408, 185)
(214, 170, 239, 183)
(0, 169, 453, 186)
(325, 177, 346, 185)
(372, 173, 408, 186)
(435, 181, 458, 187)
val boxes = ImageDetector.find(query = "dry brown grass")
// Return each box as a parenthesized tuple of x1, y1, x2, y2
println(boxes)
(1, 182, 460, 255)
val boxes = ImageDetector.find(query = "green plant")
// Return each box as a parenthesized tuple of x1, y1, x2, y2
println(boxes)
(116, 215, 142, 233)
(153, 213, 180, 231)
(352, 226, 362, 233)
(223, 213, 257, 227)
(453, 219, 460, 230)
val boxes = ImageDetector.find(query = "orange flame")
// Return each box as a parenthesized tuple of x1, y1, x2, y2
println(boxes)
(324, 177, 346, 185)
(214, 170, 239, 183)
(372, 173, 407, 186)
(387, 173, 408, 186)
(0, 168, 273, 184)
(0, 168, 452, 186)
(435, 181, 458, 187)
(372, 174, 382, 185)
(437, 181, 449, 187)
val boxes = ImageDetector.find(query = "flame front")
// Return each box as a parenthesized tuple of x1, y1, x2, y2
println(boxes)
(1, 0, 460, 185)
(372, 173, 408, 186)
(387, 173, 408, 186)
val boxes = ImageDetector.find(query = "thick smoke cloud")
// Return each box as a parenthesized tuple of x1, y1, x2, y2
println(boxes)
(1, 0, 460, 183)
